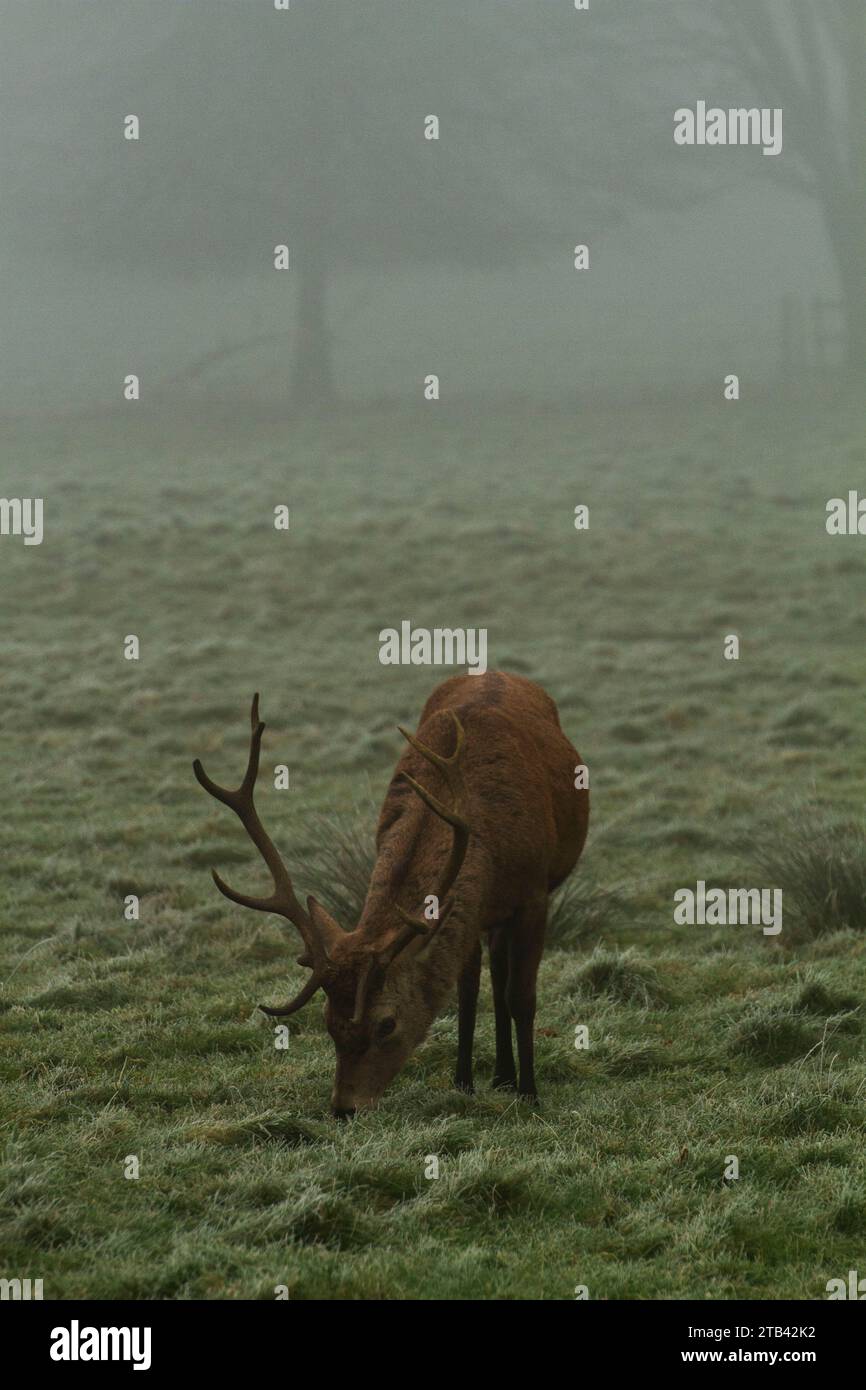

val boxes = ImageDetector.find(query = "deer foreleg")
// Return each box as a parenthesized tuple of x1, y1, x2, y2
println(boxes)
(505, 898, 547, 1102)
(489, 924, 517, 1090)
(455, 939, 482, 1092)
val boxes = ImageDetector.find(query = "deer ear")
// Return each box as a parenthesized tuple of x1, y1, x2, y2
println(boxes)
(307, 896, 344, 952)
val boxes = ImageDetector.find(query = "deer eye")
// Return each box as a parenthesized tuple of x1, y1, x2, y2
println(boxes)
(376, 1018, 396, 1040)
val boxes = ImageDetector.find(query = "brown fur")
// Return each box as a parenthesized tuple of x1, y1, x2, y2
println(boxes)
(324, 672, 588, 1111)
(195, 672, 588, 1115)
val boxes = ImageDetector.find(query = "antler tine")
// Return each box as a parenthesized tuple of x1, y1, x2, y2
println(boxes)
(398, 897, 453, 947)
(397, 708, 465, 772)
(258, 973, 323, 1018)
(397, 710, 470, 906)
(399, 773, 466, 832)
(350, 956, 377, 1025)
(394, 898, 454, 934)
(193, 693, 263, 813)
(379, 711, 470, 975)
(193, 695, 340, 976)
(378, 898, 454, 972)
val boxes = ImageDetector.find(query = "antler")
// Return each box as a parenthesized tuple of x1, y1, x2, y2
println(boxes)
(193, 694, 342, 1015)
(380, 710, 470, 968)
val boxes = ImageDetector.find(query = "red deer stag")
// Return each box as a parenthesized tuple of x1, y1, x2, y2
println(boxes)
(193, 672, 588, 1115)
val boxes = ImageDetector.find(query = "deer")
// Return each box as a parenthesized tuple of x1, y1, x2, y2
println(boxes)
(193, 671, 589, 1116)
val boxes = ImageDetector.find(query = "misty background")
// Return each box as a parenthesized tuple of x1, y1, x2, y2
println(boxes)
(2, 2, 865, 1303)
(0, 0, 860, 415)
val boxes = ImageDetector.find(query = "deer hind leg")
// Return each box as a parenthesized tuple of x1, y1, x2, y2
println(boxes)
(455, 938, 482, 1092)
(505, 897, 547, 1102)
(489, 924, 517, 1090)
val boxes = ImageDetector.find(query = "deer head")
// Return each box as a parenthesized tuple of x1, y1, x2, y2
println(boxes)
(193, 695, 470, 1116)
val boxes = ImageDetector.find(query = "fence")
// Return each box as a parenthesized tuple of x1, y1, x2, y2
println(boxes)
(779, 293, 845, 382)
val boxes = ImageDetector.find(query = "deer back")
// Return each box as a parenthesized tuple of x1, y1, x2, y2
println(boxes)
(373, 672, 588, 928)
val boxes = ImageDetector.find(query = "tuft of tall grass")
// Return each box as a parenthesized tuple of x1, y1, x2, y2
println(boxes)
(748, 811, 866, 940)
(563, 946, 667, 1007)
(307, 807, 377, 926)
(795, 980, 861, 1022)
(728, 1004, 819, 1064)
(547, 871, 628, 947)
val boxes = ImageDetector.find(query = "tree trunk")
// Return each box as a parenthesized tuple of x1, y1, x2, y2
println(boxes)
(804, 6, 865, 378)
(820, 175, 866, 380)
(292, 248, 336, 408)
(834, 230, 866, 378)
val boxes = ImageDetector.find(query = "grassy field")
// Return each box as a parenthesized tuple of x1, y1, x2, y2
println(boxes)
(1, 390, 865, 1299)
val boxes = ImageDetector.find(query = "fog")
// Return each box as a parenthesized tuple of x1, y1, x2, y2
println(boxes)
(0, 0, 859, 412)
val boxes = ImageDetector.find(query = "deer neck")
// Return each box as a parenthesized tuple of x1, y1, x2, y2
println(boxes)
(360, 835, 491, 994)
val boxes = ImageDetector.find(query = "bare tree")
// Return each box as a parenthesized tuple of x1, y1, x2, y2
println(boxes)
(680, 0, 864, 371)
(0, 1, 736, 408)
